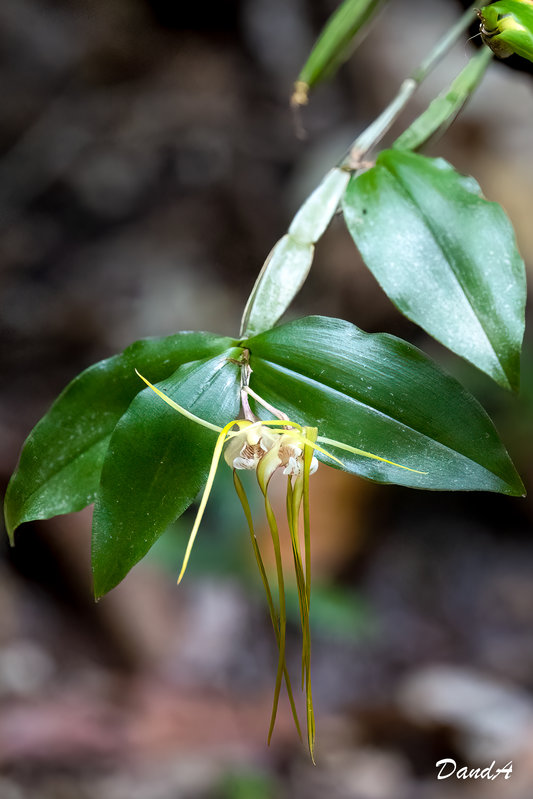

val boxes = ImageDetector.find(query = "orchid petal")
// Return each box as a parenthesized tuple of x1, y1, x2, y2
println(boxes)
(256, 446, 282, 493)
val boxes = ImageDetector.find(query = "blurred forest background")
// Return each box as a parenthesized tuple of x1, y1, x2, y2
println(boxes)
(1, 0, 533, 797)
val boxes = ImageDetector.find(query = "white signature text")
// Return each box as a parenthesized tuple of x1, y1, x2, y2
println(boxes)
(436, 758, 513, 781)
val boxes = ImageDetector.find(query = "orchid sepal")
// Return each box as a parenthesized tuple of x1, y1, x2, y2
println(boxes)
(135, 367, 426, 761)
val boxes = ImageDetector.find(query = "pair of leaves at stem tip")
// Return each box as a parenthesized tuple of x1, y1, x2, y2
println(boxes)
(4, 316, 524, 601)
(242, 151, 526, 396)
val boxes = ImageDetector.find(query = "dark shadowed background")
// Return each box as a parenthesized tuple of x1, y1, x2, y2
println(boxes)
(1, 0, 533, 797)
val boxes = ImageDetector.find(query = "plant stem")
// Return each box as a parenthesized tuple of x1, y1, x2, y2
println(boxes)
(240, 3, 490, 339)
(340, 1, 487, 166)
(393, 46, 493, 153)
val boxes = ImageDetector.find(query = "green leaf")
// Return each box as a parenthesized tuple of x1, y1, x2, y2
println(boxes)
(91, 349, 241, 597)
(240, 235, 313, 339)
(342, 150, 526, 391)
(293, 0, 388, 105)
(240, 168, 350, 339)
(288, 168, 350, 245)
(244, 316, 524, 495)
(393, 48, 492, 152)
(4, 332, 235, 541)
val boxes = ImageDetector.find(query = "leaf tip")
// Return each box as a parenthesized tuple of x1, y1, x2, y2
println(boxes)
(92, 578, 104, 602)
(91, 561, 116, 602)
(508, 476, 526, 498)
(4, 502, 17, 547)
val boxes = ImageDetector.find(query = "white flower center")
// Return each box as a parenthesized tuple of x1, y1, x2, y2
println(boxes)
(223, 425, 318, 476)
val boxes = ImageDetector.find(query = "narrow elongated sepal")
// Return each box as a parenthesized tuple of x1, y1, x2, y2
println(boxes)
(256, 454, 288, 747)
(233, 471, 303, 743)
(177, 419, 238, 584)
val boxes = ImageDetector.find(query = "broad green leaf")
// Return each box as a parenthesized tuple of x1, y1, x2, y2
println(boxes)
(479, 1, 533, 61)
(244, 316, 524, 495)
(5, 332, 235, 540)
(91, 349, 241, 597)
(342, 150, 526, 391)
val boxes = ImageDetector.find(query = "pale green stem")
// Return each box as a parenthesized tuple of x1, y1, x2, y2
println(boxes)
(340, 1, 489, 166)
(240, 2, 489, 337)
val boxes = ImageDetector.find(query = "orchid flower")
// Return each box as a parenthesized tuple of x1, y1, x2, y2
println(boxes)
(135, 368, 424, 761)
